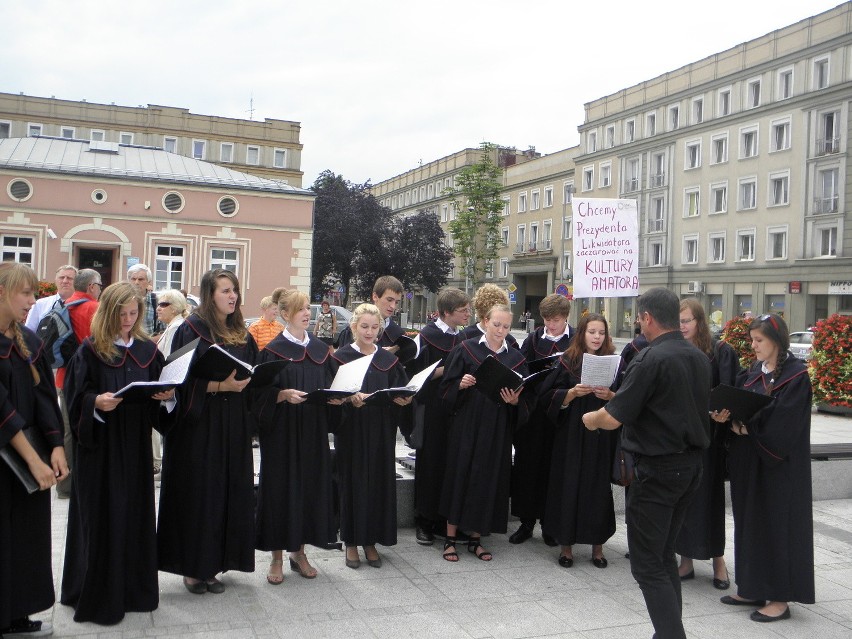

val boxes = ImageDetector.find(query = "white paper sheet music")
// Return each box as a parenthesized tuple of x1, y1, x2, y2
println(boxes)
(159, 346, 195, 384)
(330, 353, 375, 391)
(580, 353, 621, 387)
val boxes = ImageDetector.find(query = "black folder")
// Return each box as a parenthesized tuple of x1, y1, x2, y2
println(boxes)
(394, 334, 420, 364)
(190, 343, 289, 388)
(113, 382, 179, 401)
(473, 355, 550, 403)
(0, 426, 52, 494)
(527, 352, 562, 374)
(708, 384, 774, 423)
(303, 389, 358, 404)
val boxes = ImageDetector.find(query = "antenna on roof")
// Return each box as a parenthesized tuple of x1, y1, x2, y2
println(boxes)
(247, 94, 255, 120)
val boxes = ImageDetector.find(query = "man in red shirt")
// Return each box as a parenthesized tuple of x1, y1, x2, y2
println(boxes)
(55, 269, 102, 498)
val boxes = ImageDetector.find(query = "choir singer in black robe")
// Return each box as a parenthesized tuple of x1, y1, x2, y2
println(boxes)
(0, 263, 67, 637)
(61, 282, 175, 624)
(157, 269, 257, 595)
(713, 313, 814, 623)
(439, 304, 530, 562)
(332, 303, 412, 568)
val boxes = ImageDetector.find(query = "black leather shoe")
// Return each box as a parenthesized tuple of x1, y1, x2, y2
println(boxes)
(713, 575, 731, 590)
(415, 526, 434, 546)
(183, 577, 207, 595)
(592, 556, 608, 569)
(720, 595, 766, 606)
(205, 577, 225, 594)
(679, 569, 695, 581)
(509, 523, 533, 544)
(750, 607, 790, 622)
(557, 555, 573, 568)
(541, 532, 558, 547)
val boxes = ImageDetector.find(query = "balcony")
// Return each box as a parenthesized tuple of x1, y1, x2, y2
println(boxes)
(816, 137, 840, 156)
(650, 174, 666, 188)
(623, 178, 640, 192)
(813, 196, 839, 214)
(514, 243, 526, 254)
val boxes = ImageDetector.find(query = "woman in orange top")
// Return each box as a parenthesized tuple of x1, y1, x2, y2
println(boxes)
(248, 296, 284, 350)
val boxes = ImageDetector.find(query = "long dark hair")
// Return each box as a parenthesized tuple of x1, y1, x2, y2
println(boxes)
(748, 313, 790, 391)
(561, 312, 614, 374)
(680, 297, 713, 355)
(196, 269, 247, 345)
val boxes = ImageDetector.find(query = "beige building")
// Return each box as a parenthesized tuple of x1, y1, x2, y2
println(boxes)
(0, 136, 314, 311)
(0, 91, 304, 187)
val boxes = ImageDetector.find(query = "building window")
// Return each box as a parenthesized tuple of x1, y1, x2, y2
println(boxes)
(91, 189, 108, 204)
(162, 191, 185, 214)
(563, 217, 572, 239)
(61, 126, 75, 139)
(711, 134, 728, 164)
(814, 57, 829, 90)
(582, 167, 594, 192)
(6, 178, 33, 202)
(427, 184, 434, 199)
(90, 129, 105, 142)
(516, 225, 526, 253)
(668, 105, 680, 131)
(1, 235, 33, 267)
(770, 119, 791, 152)
(441, 204, 448, 222)
(646, 112, 656, 136)
(819, 227, 837, 257)
(778, 68, 793, 99)
(217, 196, 239, 217)
(718, 88, 731, 116)
(769, 173, 789, 206)
(210, 248, 239, 274)
(709, 233, 726, 263)
(561, 252, 571, 278)
(500, 258, 509, 278)
(119, 132, 134, 145)
(563, 182, 574, 204)
(163, 136, 177, 153)
(518, 192, 528, 213)
(649, 153, 665, 187)
(692, 97, 704, 124)
(0, 121, 10, 138)
(542, 220, 552, 250)
(543, 186, 553, 208)
(599, 164, 611, 188)
(448, 203, 455, 221)
(605, 125, 615, 148)
(740, 127, 758, 159)
(683, 236, 699, 264)
(154, 245, 185, 290)
(485, 259, 494, 279)
(246, 146, 260, 165)
(818, 111, 839, 155)
(529, 223, 539, 251)
(814, 167, 839, 214)
(710, 183, 728, 214)
(192, 140, 206, 160)
(530, 189, 541, 210)
(684, 188, 700, 218)
(649, 196, 665, 232)
(746, 78, 761, 108)
(625, 119, 635, 143)
(738, 178, 757, 211)
(28, 123, 42, 137)
(624, 158, 640, 192)
(273, 148, 286, 168)
(502, 198, 510, 216)
(737, 230, 755, 261)
(220, 143, 233, 163)
(587, 131, 597, 153)
(685, 140, 701, 169)
(648, 240, 665, 266)
(767, 226, 787, 260)
(501, 227, 509, 247)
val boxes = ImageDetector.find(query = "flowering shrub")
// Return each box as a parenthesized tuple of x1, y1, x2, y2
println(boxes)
(720, 315, 756, 369)
(37, 280, 57, 299)
(809, 314, 852, 408)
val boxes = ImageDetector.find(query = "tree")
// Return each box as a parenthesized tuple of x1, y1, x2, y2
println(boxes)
(387, 210, 453, 293)
(446, 142, 505, 292)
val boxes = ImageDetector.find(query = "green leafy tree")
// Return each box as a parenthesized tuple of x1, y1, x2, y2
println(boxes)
(388, 210, 454, 294)
(446, 142, 505, 291)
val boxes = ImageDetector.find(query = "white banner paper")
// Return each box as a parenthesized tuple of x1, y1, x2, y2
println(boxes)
(572, 198, 639, 298)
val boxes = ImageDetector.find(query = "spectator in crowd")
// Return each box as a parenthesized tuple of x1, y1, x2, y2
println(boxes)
(24, 264, 77, 331)
(127, 264, 163, 337)
(248, 296, 284, 350)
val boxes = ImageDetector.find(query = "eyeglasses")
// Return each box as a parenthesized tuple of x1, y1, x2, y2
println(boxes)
(157, 302, 172, 308)
(92, 282, 103, 288)
(679, 317, 696, 325)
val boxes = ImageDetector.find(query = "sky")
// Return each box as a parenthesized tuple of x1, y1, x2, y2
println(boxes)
(3, 1, 844, 187)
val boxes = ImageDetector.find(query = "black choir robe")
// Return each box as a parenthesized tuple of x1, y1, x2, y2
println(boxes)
(0, 328, 62, 630)
(337, 318, 405, 350)
(409, 321, 464, 523)
(157, 316, 257, 580)
(61, 337, 171, 625)
(539, 354, 619, 546)
(511, 326, 574, 523)
(728, 353, 815, 604)
(331, 346, 408, 546)
(439, 339, 531, 535)
(254, 333, 336, 551)
(676, 340, 741, 559)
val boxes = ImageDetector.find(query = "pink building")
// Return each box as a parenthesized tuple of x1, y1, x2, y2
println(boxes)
(0, 136, 314, 310)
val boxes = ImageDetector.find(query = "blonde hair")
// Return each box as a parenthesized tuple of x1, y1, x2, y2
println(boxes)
(90, 282, 148, 361)
(157, 289, 189, 319)
(484, 303, 512, 322)
(272, 288, 309, 323)
(0, 262, 41, 384)
(472, 284, 510, 321)
(259, 295, 275, 310)
(350, 303, 382, 328)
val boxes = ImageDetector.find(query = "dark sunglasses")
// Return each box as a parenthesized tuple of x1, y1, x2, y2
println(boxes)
(157, 302, 172, 308)
(758, 313, 780, 332)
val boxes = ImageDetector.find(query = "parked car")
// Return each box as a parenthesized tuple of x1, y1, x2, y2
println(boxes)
(243, 304, 352, 345)
(789, 330, 814, 360)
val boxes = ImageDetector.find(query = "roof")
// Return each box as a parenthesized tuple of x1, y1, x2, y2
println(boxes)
(0, 136, 313, 196)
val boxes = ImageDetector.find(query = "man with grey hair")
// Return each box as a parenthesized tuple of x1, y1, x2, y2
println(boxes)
(25, 264, 78, 330)
(127, 263, 163, 336)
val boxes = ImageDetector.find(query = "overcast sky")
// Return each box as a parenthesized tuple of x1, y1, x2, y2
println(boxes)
(3, 1, 843, 187)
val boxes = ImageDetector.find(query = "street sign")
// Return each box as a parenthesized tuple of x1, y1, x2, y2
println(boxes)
(507, 283, 517, 293)
(406, 291, 413, 300)
(555, 284, 570, 298)
(508, 292, 516, 304)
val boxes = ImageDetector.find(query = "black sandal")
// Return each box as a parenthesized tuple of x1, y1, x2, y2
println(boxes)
(467, 537, 492, 561)
(443, 536, 459, 562)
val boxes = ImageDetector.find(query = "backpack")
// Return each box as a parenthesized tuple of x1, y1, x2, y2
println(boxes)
(35, 298, 87, 367)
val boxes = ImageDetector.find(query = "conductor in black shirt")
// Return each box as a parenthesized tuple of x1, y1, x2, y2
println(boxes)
(582, 287, 711, 639)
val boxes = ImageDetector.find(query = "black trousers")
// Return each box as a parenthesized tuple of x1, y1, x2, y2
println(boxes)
(627, 450, 702, 639)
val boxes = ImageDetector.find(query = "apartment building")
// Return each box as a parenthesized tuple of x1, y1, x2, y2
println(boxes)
(574, 2, 852, 333)
(0, 91, 304, 186)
